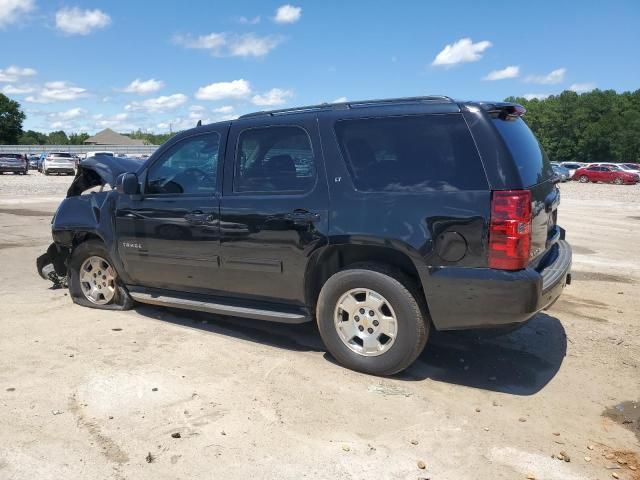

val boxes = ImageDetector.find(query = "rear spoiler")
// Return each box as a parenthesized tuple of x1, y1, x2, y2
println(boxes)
(465, 102, 526, 120)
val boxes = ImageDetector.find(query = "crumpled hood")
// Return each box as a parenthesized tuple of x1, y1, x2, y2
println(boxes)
(67, 155, 142, 196)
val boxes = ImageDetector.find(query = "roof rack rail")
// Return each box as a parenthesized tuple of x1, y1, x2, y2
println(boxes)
(239, 95, 455, 119)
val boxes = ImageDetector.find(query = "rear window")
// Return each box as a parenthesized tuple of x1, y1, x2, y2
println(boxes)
(51, 153, 72, 158)
(335, 114, 487, 192)
(1, 154, 22, 159)
(492, 117, 553, 186)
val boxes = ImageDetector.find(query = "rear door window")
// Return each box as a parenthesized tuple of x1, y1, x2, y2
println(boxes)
(334, 114, 487, 192)
(492, 117, 553, 186)
(234, 126, 316, 194)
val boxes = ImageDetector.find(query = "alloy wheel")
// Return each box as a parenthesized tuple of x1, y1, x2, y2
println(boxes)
(334, 288, 398, 356)
(79, 255, 116, 305)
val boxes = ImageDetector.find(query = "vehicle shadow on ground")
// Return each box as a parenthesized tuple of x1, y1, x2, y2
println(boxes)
(135, 305, 566, 396)
(134, 304, 325, 353)
(401, 313, 567, 395)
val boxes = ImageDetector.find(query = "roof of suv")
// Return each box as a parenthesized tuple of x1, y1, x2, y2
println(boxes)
(239, 95, 459, 118)
(237, 96, 523, 120)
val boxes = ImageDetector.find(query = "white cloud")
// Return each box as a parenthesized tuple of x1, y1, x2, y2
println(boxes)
(1, 83, 35, 94)
(48, 107, 86, 122)
(228, 34, 282, 57)
(55, 7, 111, 35)
(525, 68, 566, 85)
(238, 15, 260, 25)
(174, 32, 282, 57)
(332, 96, 348, 103)
(432, 37, 492, 67)
(122, 78, 164, 94)
(274, 4, 301, 24)
(0, 65, 36, 82)
(483, 65, 519, 81)
(252, 88, 293, 106)
(195, 79, 251, 101)
(568, 82, 596, 93)
(125, 93, 188, 113)
(26, 81, 89, 103)
(213, 105, 234, 114)
(523, 93, 552, 101)
(0, 0, 33, 28)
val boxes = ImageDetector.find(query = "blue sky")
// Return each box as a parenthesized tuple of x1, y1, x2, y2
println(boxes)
(1, 0, 639, 134)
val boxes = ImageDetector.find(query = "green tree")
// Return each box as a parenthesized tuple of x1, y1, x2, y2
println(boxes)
(0, 93, 25, 144)
(69, 132, 90, 145)
(506, 89, 640, 163)
(18, 129, 47, 145)
(47, 130, 69, 145)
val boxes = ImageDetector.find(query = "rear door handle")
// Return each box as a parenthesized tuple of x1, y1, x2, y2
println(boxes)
(285, 210, 320, 223)
(185, 210, 215, 224)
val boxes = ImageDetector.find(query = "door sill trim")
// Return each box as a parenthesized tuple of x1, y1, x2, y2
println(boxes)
(129, 289, 310, 324)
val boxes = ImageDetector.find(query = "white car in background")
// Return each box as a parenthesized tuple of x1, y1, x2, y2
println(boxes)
(85, 151, 115, 159)
(42, 152, 76, 176)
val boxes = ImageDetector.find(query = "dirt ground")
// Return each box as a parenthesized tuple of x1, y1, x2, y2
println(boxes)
(1, 174, 639, 480)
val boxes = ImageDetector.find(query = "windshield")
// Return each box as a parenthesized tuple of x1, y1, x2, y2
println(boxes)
(0, 154, 22, 159)
(492, 116, 553, 186)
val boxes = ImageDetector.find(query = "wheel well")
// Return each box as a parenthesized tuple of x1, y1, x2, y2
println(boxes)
(72, 232, 102, 247)
(305, 244, 425, 310)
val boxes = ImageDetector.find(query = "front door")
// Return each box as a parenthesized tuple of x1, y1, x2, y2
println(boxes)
(218, 117, 329, 306)
(116, 129, 226, 294)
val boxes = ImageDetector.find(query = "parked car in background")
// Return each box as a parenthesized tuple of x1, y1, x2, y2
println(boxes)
(591, 162, 640, 174)
(85, 151, 115, 159)
(552, 164, 571, 182)
(42, 152, 76, 175)
(574, 165, 639, 184)
(28, 155, 40, 169)
(622, 163, 640, 171)
(560, 162, 584, 179)
(0, 153, 28, 175)
(37, 96, 572, 376)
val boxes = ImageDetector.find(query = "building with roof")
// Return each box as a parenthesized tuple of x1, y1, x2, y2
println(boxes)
(84, 128, 146, 146)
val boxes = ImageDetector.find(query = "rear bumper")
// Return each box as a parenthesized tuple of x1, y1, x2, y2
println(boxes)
(420, 239, 572, 330)
(45, 166, 75, 173)
(0, 165, 26, 172)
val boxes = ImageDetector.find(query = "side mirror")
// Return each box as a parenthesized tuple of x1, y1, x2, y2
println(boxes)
(116, 172, 139, 195)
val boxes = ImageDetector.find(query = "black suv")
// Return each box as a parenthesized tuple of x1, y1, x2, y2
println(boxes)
(38, 96, 572, 375)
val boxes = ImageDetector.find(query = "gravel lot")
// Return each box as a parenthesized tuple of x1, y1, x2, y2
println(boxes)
(0, 175, 639, 480)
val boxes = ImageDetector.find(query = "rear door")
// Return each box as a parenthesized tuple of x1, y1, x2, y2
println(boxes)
(490, 116, 558, 263)
(218, 116, 329, 306)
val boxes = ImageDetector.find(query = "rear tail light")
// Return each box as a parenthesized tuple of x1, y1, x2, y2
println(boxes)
(488, 190, 532, 270)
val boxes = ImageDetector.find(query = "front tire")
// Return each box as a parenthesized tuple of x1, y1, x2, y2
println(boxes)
(68, 240, 134, 310)
(317, 266, 429, 376)
(579, 175, 589, 183)
(613, 177, 623, 185)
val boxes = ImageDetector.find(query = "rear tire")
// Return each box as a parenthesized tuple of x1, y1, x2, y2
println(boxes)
(579, 175, 589, 183)
(68, 240, 134, 310)
(613, 177, 623, 185)
(316, 265, 429, 376)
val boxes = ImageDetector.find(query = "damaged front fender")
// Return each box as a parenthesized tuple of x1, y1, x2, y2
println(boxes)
(37, 154, 142, 288)
(36, 243, 69, 288)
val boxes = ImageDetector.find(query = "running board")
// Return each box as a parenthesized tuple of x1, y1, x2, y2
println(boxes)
(129, 291, 310, 324)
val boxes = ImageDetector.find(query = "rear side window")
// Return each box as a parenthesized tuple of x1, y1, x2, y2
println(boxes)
(335, 114, 487, 192)
(234, 126, 316, 194)
(492, 117, 553, 186)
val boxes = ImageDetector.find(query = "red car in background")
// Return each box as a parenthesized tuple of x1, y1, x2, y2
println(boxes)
(575, 165, 639, 184)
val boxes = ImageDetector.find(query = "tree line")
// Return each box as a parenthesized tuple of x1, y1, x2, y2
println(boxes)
(1, 90, 639, 161)
(506, 89, 640, 163)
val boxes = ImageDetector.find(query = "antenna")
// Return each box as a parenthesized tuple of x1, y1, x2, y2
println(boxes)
(196, 120, 202, 127)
